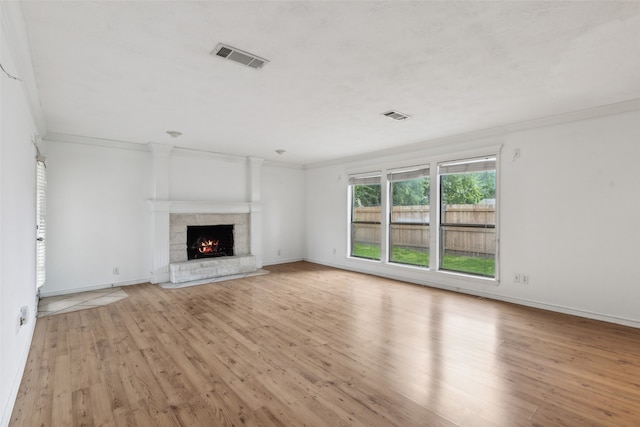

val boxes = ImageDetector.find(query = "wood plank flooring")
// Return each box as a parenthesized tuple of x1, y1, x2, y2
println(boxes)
(10, 261, 640, 426)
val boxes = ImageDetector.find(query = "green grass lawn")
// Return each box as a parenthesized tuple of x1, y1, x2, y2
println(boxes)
(441, 254, 495, 277)
(391, 247, 429, 267)
(352, 243, 381, 260)
(352, 243, 495, 277)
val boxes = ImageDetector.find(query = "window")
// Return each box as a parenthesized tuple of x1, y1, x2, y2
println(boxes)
(388, 167, 430, 267)
(347, 151, 498, 280)
(438, 157, 496, 277)
(350, 174, 381, 260)
(36, 158, 47, 289)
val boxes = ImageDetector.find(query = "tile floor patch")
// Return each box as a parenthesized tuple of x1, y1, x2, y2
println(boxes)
(38, 287, 128, 317)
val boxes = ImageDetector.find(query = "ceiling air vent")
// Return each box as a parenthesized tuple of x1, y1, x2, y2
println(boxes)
(212, 43, 269, 70)
(382, 110, 411, 121)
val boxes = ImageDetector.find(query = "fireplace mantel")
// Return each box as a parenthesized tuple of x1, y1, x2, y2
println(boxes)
(148, 200, 261, 215)
(148, 200, 262, 284)
(146, 146, 264, 284)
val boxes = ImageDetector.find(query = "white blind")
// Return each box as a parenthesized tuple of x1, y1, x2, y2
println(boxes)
(438, 157, 496, 175)
(388, 167, 430, 182)
(348, 174, 381, 186)
(36, 159, 46, 289)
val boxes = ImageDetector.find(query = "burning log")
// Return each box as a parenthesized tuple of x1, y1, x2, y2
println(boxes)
(195, 238, 219, 254)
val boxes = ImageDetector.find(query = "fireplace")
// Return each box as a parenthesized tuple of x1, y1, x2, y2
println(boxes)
(187, 224, 234, 260)
(149, 201, 261, 284)
(169, 212, 250, 264)
(147, 150, 263, 284)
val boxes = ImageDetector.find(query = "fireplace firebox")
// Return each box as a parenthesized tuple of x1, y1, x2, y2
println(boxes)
(187, 225, 234, 260)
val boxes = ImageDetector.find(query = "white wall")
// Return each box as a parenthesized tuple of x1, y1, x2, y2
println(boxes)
(43, 143, 307, 294)
(305, 164, 348, 263)
(499, 111, 640, 324)
(42, 141, 152, 295)
(261, 163, 305, 265)
(305, 110, 640, 327)
(169, 149, 248, 202)
(0, 9, 40, 425)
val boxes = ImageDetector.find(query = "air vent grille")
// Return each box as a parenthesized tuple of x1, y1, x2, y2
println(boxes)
(212, 43, 269, 70)
(382, 110, 411, 121)
(216, 46, 233, 58)
(247, 59, 265, 69)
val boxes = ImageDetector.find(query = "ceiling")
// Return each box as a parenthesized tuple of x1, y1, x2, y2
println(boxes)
(20, 1, 640, 166)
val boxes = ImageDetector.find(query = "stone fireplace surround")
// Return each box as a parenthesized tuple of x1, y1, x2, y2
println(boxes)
(170, 213, 249, 263)
(149, 201, 262, 285)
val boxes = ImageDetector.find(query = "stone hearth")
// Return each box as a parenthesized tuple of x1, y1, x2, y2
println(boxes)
(169, 256, 256, 284)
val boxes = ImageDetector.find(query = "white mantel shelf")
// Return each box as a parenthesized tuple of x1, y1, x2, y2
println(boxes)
(148, 200, 261, 214)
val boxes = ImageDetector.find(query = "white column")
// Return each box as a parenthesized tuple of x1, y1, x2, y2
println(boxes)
(148, 143, 173, 283)
(250, 204, 263, 268)
(149, 201, 171, 283)
(247, 157, 264, 203)
(247, 157, 263, 267)
(149, 143, 174, 200)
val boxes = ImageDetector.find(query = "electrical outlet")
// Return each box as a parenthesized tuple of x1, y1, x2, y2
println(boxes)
(332, 248, 337, 255)
(277, 249, 281, 256)
(522, 274, 529, 284)
(112, 267, 119, 275)
(18, 306, 29, 329)
(513, 273, 521, 283)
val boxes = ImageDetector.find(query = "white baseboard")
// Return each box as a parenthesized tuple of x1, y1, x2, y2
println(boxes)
(39, 277, 150, 297)
(485, 295, 640, 329)
(262, 257, 304, 266)
(304, 258, 640, 329)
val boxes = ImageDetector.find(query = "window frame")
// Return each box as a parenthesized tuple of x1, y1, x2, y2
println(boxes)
(346, 147, 500, 283)
(387, 166, 430, 268)
(348, 172, 383, 261)
(437, 156, 497, 278)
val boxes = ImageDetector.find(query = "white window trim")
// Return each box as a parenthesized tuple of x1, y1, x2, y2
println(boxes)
(436, 154, 499, 279)
(348, 171, 383, 262)
(346, 144, 502, 283)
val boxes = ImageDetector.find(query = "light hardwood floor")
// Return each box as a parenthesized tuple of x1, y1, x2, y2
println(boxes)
(11, 262, 640, 426)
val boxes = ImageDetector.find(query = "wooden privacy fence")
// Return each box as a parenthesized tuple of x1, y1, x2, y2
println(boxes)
(353, 204, 496, 255)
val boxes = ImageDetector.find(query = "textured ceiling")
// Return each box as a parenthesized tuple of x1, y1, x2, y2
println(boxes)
(20, 1, 640, 166)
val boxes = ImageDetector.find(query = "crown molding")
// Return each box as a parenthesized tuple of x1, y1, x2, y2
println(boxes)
(304, 98, 640, 170)
(44, 132, 149, 152)
(1, 2, 47, 136)
(45, 132, 271, 165)
(171, 146, 249, 163)
(263, 159, 304, 169)
(499, 98, 640, 134)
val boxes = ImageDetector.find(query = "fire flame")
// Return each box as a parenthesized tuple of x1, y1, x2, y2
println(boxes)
(198, 239, 219, 254)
